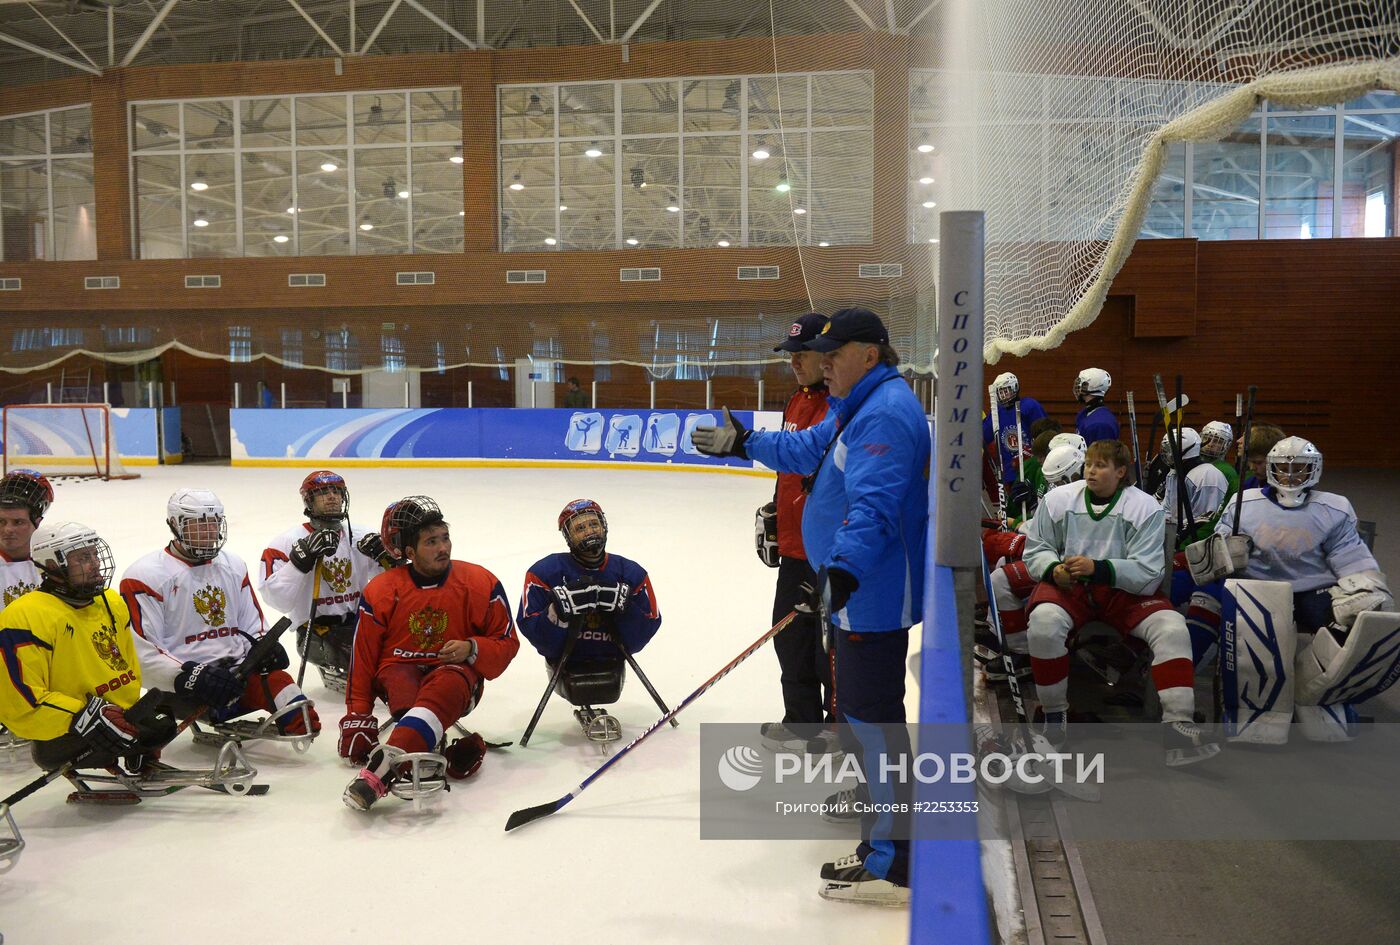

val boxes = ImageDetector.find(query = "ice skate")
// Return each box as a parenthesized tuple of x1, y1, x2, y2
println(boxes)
(819, 787, 861, 825)
(64, 740, 263, 803)
(1164, 720, 1221, 767)
(818, 854, 910, 907)
(575, 705, 621, 750)
(190, 698, 319, 753)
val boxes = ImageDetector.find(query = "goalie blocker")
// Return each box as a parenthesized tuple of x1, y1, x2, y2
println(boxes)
(1220, 578, 1400, 743)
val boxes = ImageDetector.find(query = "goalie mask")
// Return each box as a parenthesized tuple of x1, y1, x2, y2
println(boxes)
(559, 499, 608, 564)
(300, 470, 348, 529)
(1042, 444, 1085, 488)
(31, 520, 114, 601)
(1161, 427, 1202, 461)
(167, 488, 228, 561)
(990, 372, 1019, 407)
(0, 469, 54, 525)
(1266, 436, 1322, 509)
(1200, 421, 1233, 462)
(1073, 368, 1111, 402)
(381, 496, 445, 561)
(1047, 432, 1086, 455)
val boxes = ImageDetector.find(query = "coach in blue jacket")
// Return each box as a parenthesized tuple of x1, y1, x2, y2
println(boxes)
(692, 307, 929, 907)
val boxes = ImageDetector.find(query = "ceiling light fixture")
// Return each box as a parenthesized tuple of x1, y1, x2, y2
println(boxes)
(321, 161, 338, 172)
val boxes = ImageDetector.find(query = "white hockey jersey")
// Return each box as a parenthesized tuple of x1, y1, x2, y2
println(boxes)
(1215, 488, 1380, 593)
(258, 522, 382, 625)
(119, 547, 268, 691)
(1162, 462, 1229, 527)
(0, 552, 40, 609)
(1024, 482, 1169, 595)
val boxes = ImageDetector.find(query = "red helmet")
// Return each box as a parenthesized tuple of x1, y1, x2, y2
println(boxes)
(0, 469, 55, 525)
(381, 496, 444, 561)
(300, 470, 348, 524)
(558, 499, 607, 560)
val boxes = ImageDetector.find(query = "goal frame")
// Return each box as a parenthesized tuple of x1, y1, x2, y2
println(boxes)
(1, 403, 139, 481)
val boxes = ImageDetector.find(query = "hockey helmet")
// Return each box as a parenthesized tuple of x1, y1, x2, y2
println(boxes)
(990, 372, 1019, 407)
(300, 470, 348, 525)
(1161, 427, 1202, 461)
(381, 496, 445, 561)
(558, 498, 608, 562)
(1073, 368, 1111, 401)
(1048, 432, 1086, 455)
(1042, 444, 1085, 488)
(0, 469, 54, 525)
(31, 520, 114, 601)
(167, 488, 227, 561)
(1200, 421, 1233, 462)
(1266, 436, 1322, 508)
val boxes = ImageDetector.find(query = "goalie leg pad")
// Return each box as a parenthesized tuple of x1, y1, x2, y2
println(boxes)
(1295, 703, 1360, 743)
(1220, 579, 1296, 744)
(1295, 610, 1400, 707)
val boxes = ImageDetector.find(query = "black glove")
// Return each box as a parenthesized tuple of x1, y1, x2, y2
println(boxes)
(795, 567, 859, 616)
(70, 696, 140, 756)
(690, 407, 750, 459)
(290, 527, 340, 573)
(552, 578, 599, 619)
(1006, 480, 1033, 513)
(175, 658, 243, 709)
(755, 502, 779, 568)
(592, 580, 631, 613)
(252, 640, 290, 674)
(1143, 453, 1170, 495)
(356, 531, 388, 562)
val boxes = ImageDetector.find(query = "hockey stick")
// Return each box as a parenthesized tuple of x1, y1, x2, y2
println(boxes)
(1231, 386, 1257, 537)
(1153, 374, 1195, 540)
(505, 610, 800, 832)
(519, 622, 580, 747)
(1013, 400, 1025, 484)
(606, 626, 679, 729)
(987, 386, 1007, 526)
(1126, 392, 1141, 486)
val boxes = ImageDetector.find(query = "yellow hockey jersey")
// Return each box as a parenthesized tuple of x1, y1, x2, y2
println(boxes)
(0, 589, 141, 741)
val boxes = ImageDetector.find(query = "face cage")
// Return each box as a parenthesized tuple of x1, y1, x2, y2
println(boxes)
(562, 511, 608, 558)
(172, 515, 229, 560)
(48, 538, 116, 598)
(1200, 433, 1230, 461)
(1267, 458, 1321, 499)
(995, 386, 1018, 407)
(0, 475, 52, 522)
(304, 485, 348, 521)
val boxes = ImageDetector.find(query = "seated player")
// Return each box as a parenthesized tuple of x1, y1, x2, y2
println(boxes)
(121, 489, 319, 746)
(1157, 428, 1230, 548)
(517, 499, 661, 743)
(1240, 422, 1285, 490)
(979, 442, 1085, 681)
(1005, 418, 1061, 523)
(984, 372, 1047, 492)
(260, 470, 390, 693)
(1199, 420, 1240, 503)
(1073, 368, 1118, 446)
(1023, 440, 1218, 766)
(1194, 437, 1399, 741)
(340, 497, 519, 810)
(0, 469, 54, 756)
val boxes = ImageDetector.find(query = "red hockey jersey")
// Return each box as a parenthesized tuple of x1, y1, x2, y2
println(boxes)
(774, 384, 830, 559)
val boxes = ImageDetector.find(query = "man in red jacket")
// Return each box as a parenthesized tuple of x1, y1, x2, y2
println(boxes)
(758, 312, 838, 756)
(339, 496, 519, 810)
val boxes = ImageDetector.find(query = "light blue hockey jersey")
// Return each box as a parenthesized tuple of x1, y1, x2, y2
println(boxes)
(1215, 487, 1379, 592)
(1023, 482, 1168, 596)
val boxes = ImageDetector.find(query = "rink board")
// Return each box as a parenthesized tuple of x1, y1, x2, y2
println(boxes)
(0, 405, 182, 466)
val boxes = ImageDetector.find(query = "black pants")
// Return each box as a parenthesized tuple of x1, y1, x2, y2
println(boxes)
(772, 556, 835, 738)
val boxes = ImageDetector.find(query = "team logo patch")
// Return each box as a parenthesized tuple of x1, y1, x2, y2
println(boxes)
(408, 606, 449, 651)
(91, 622, 128, 671)
(193, 585, 228, 628)
(3, 580, 36, 607)
(325, 557, 352, 593)
(788, 322, 803, 336)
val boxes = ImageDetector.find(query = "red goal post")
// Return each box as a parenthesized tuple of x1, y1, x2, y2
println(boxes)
(1, 404, 139, 480)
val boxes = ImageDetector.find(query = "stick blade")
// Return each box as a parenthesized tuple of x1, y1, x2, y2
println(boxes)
(505, 796, 569, 832)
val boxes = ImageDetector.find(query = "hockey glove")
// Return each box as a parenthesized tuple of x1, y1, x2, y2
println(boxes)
(70, 696, 140, 757)
(593, 580, 631, 613)
(552, 578, 600, 618)
(755, 502, 780, 568)
(795, 567, 858, 616)
(355, 531, 388, 564)
(691, 407, 750, 459)
(1185, 534, 1252, 585)
(290, 527, 340, 573)
(444, 731, 487, 780)
(1006, 480, 1033, 514)
(175, 658, 244, 709)
(252, 639, 291, 674)
(1328, 570, 1395, 628)
(338, 712, 379, 763)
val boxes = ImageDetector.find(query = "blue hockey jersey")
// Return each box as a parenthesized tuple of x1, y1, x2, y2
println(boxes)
(982, 398, 1047, 484)
(517, 552, 661, 663)
(1075, 403, 1120, 447)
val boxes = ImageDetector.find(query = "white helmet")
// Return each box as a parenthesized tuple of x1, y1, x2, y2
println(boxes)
(1266, 436, 1322, 508)
(167, 488, 227, 561)
(1048, 432, 1086, 455)
(990, 372, 1019, 407)
(1161, 427, 1201, 460)
(31, 520, 114, 601)
(1200, 421, 1233, 462)
(1073, 368, 1111, 401)
(1042, 444, 1085, 488)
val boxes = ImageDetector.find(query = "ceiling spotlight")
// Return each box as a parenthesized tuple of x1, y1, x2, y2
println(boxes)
(818, 241, 830, 247)
(397, 189, 410, 199)
(919, 176, 934, 185)
(458, 210, 465, 216)
(286, 206, 298, 214)
(928, 238, 939, 243)
(775, 181, 791, 193)
(545, 237, 557, 245)
(559, 205, 568, 212)
(793, 207, 807, 215)
(273, 234, 289, 243)
(321, 161, 338, 172)
(585, 143, 603, 158)
(917, 135, 935, 154)
(752, 147, 770, 161)
(189, 171, 208, 191)
(509, 174, 525, 191)
(192, 210, 209, 227)
(922, 200, 937, 209)
(717, 239, 730, 247)
(450, 149, 464, 165)
(359, 221, 374, 231)
(625, 238, 639, 246)
(666, 205, 680, 213)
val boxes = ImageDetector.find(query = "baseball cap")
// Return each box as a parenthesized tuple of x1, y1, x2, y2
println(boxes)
(804, 307, 890, 353)
(773, 312, 830, 352)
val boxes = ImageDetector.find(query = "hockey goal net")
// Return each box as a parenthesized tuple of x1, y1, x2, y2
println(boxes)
(1, 404, 139, 480)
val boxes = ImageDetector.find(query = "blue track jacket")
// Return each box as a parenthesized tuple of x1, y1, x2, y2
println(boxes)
(744, 363, 930, 632)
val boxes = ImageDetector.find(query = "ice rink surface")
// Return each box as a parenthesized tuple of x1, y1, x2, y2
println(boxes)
(0, 465, 914, 945)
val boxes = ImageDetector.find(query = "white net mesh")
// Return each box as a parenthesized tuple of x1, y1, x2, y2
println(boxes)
(1, 404, 135, 480)
(924, 0, 1400, 362)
